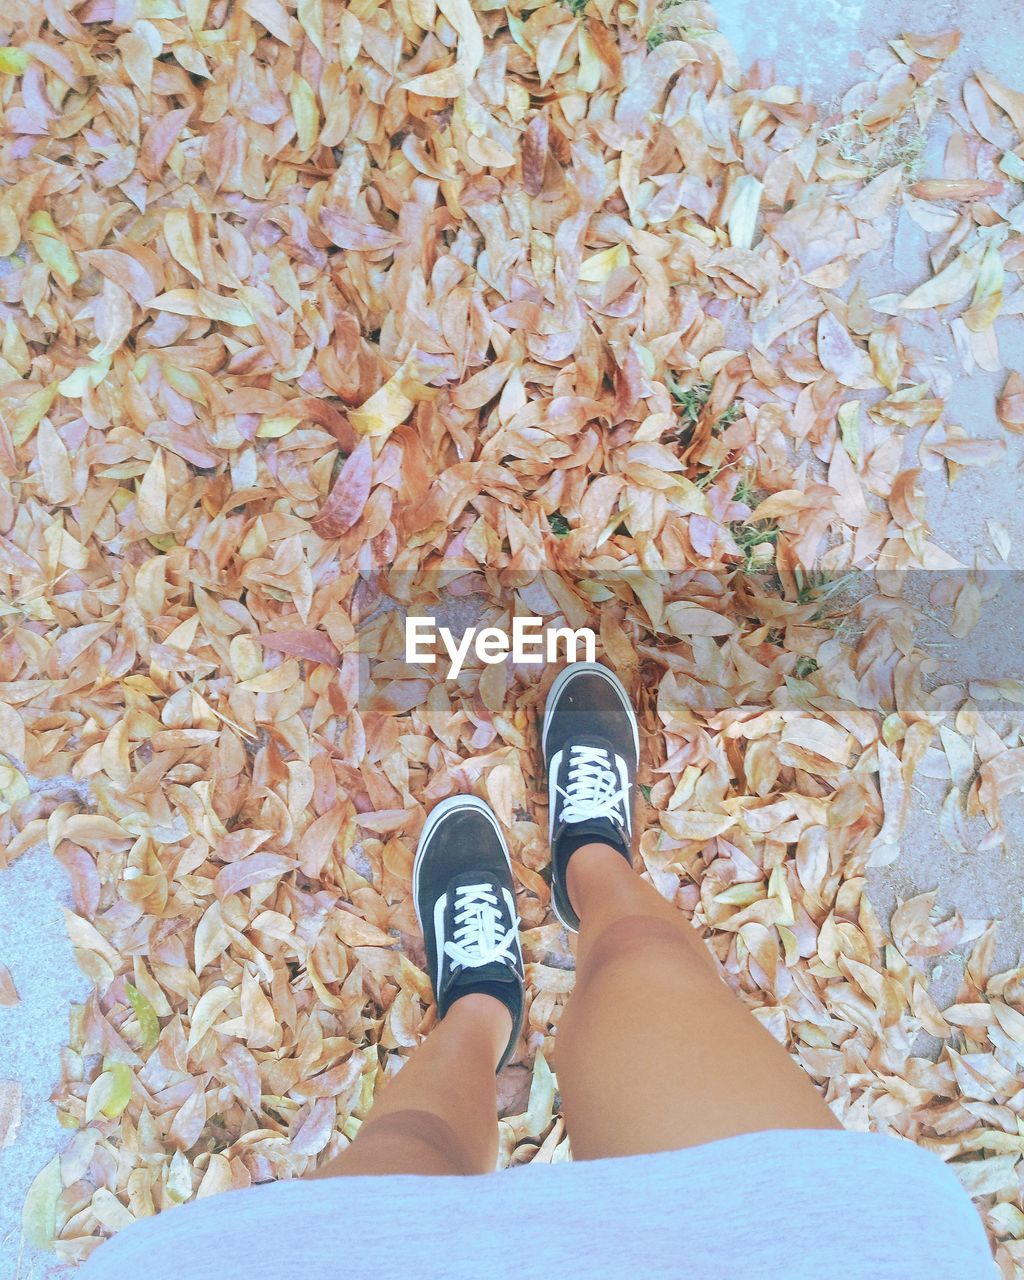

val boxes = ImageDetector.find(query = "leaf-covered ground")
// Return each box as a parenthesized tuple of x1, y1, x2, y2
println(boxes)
(1, 0, 1024, 1272)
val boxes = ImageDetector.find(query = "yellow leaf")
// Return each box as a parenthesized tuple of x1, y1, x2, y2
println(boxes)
(27, 211, 79, 287)
(714, 882, 765, 906)
(297, 0, 325, 54)
(3, 318, 29, 374)
(90, 1187, 135, 1232)
(999, 151, 1024, 181)
(0, 47, 30, 75)
(727, 174, 762, 250)
(164, 613, 199, 651)
(838, 400, 860, 462)
(868, 328, 902, 393)
(22, 1158, 61, 1251)
(406, 64, 465, 99)
(256, 415, 300, 438)
(578, 243, 628, 282)
(350, 361, 429, 438)
(187, 986, 235, 1052)
(239, 658, 300, 692)
(163, 363, 207, 403)
(186, 0, 211, 28)
(11, 383, 58, 446)
(58, 357, 111, 398)
(666, 474, 711, 516)
(163, 209, 203, 280)
(962, 239, 1004, 332)
(577, 26, 600, 92)
(0, 202, 19, 257)
(748, 490, 811, 521)
(149, 287, 203, 315)
(86, 1063, 133, 1121)
(0, 756, 30, 810)
(290, 75, 319, 153)
(768, 863, 794, 924)
(900, 246, 982, 310)
(125, 982, 160, 1050)
(137, 449, 170, 534)
(165, 1149, 193, 1203)
(778, 925, 799, 965)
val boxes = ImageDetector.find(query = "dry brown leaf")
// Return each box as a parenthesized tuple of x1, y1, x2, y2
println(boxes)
(996, 372, 1024, 433)
(819, 311, 875, 386)
(909, 180, 1003, 201)
(0, 963, 19, 1007)
(313, 440, 373, 537)
(214, 854, 297, 900)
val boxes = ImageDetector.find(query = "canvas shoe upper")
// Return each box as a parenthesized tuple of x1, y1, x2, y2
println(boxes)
(541, 662, 640, 932)
(413, 795, 525, 1072)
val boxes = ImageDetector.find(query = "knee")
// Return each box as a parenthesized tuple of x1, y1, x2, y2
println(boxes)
(578, 913, 719, 987)
(356, 1108, 481, 1175)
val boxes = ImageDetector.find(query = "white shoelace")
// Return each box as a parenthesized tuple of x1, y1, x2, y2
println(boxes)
(444, 884, 520, 971)
(556, 745, 628, 825)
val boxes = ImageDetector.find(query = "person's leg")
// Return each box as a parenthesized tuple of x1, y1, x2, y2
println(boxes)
(312, 794, 525, 1178)
(311, 993, 511, 1177)
(553, 842, 841, 1160)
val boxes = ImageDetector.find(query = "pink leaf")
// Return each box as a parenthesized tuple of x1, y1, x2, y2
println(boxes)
(53, 843, 101, 920)
(313, 439, 373, 537)
(257, 630, 340, 666)
(168, 1081, 207, 1151)
(290, 1097, 336, 1156)
(319, 209, 399, 251)
(139, 107, 193, 180)
(214, 853, 296, 900)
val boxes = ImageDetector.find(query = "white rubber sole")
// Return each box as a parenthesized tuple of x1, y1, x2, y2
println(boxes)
(541, 661, 640, 759)
(551, 878, 578, 933)
(412, 794, 513, 933)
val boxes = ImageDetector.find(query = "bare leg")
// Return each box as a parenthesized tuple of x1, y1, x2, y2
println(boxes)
(310, 994, 511, 1178)
(554, 844, 840, 1160)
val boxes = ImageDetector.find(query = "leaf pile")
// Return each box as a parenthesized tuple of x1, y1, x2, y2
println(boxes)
(1, 0, 1024, 1272)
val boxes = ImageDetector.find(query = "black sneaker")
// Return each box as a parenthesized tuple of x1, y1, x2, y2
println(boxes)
(541, 662, 640, 932)
(413, 795, 525, 1072)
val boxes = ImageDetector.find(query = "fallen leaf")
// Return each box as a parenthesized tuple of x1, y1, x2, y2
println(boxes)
(0, 1081, 20, 1150)
(0, 963, 19, 1006)
(22, 1158, 61, 1251)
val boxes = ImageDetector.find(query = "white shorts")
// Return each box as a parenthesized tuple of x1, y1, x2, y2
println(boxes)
(77, 1129, 994, 1280)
